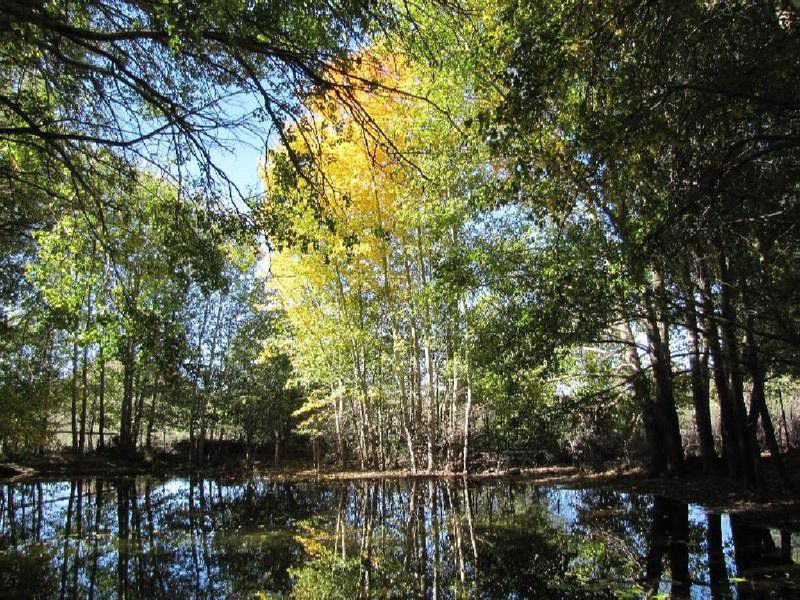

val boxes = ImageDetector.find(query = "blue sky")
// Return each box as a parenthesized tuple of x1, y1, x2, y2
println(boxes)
(208, 92, 274, 201)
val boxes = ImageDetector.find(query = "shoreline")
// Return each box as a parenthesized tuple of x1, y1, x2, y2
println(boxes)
(2, 453, 799, 528)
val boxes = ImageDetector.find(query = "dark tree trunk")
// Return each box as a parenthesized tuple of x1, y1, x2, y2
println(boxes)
(146, 392, 157, 451)
(619, 321, 665, 474)
(741, 279, 789, 490)
(700, 262, 748, 481)
(684, 263, 717, 472)
(643, 270, 684, 475)
(717, 248, 759, 487)
(706, 512, 730, 599)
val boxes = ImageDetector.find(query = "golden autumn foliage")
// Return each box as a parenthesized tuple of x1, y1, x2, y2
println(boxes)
(257, 47, 474, 470)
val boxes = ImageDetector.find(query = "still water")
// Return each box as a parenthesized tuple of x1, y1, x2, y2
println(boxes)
(0, 476, 797, 599)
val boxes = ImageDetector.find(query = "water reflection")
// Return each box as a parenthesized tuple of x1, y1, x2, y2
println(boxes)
(0, 477, 797, 598)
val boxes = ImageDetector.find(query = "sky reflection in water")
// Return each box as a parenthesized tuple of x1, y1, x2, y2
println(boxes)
(0, 476, 797, 599)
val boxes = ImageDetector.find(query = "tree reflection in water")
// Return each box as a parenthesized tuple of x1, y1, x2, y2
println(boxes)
(0, 477, 797, 598)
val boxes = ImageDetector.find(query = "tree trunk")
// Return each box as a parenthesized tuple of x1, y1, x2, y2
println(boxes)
(743, 306, 789, 490)
(132, 372, 145, 449)
(146, 392, 157, 451)
(79, 291, 93, 453)
(699, 262, 743, 478)
(425, 342, 437, 471)
(119, 341, 136, 454)
(778, 389, 791, 450)
(643, 271, 684, 475)
(618, 320, 664, 474)
(716, 248, 758, 487)
(462, 381, 473, 475)
(71, 340, 79, 451)
(683, 261, 717, 472)
(79, 344, 89, 453)
(381, 256, 416, 472)
(98, 349, 105, 450)
(333, 390, 346, 467)
(198, 296, 224, 464)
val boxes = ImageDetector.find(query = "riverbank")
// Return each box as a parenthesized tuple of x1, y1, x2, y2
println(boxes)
(3, 450, 799, 528)
(292, 458, 800, 528)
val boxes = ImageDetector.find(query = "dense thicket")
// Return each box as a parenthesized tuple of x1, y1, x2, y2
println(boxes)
(1, 1, 798, 485)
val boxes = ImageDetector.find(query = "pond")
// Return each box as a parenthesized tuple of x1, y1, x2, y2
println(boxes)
(0, 476, 797, 599)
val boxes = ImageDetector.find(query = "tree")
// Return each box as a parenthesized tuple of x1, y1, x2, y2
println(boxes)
(470, 0, 800, 479)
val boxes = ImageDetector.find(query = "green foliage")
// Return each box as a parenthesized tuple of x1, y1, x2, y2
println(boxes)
(290, 549, 362, 600)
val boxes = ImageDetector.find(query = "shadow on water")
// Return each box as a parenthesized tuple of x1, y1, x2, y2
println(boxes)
(0, 476, 797, 598)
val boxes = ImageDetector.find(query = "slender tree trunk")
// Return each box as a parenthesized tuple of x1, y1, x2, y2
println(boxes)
(618, 321, 664, 474)
(98, 349, 105, 450)
(39, 330, 54, 453)
(377, 402, 385, 470)
(79, 344, 89, 453)
(403, 255, 423, 432)
(699, 263, 742, 477)
(244, 407, 255, 469)
(190, 298, 211, 463)
(132, 372, 145, 449)
(333, 389, 345, 466)
(643, 270, 684, 475)
(717, 247, 758, 487)
(146, 391, 157, 451)
(425, 342, 436, 471)
(198, 295, 224, 464)
(120, 341, 136, 453)
(359, 348, 374, 467)
(778, 389, 791, 450)
(71, 339, 79, 451)
(79, 291, 93, 453)
(462, 380, 473, 475)
(743, 305, 789, 490)
(449, 364, 459, 471)
(381, 257, 416, 471)
(684, 261, 717, 472)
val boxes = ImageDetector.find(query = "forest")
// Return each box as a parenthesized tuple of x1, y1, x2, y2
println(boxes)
(1, 0, 799, 492)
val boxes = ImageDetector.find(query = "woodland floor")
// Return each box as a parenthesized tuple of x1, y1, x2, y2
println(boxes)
(2, 449, 799, 529)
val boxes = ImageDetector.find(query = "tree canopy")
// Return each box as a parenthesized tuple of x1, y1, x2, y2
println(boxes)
(1, 0, 799, 493)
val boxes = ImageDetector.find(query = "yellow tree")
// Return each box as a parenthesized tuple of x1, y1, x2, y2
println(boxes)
(261, 47, 479, 472)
